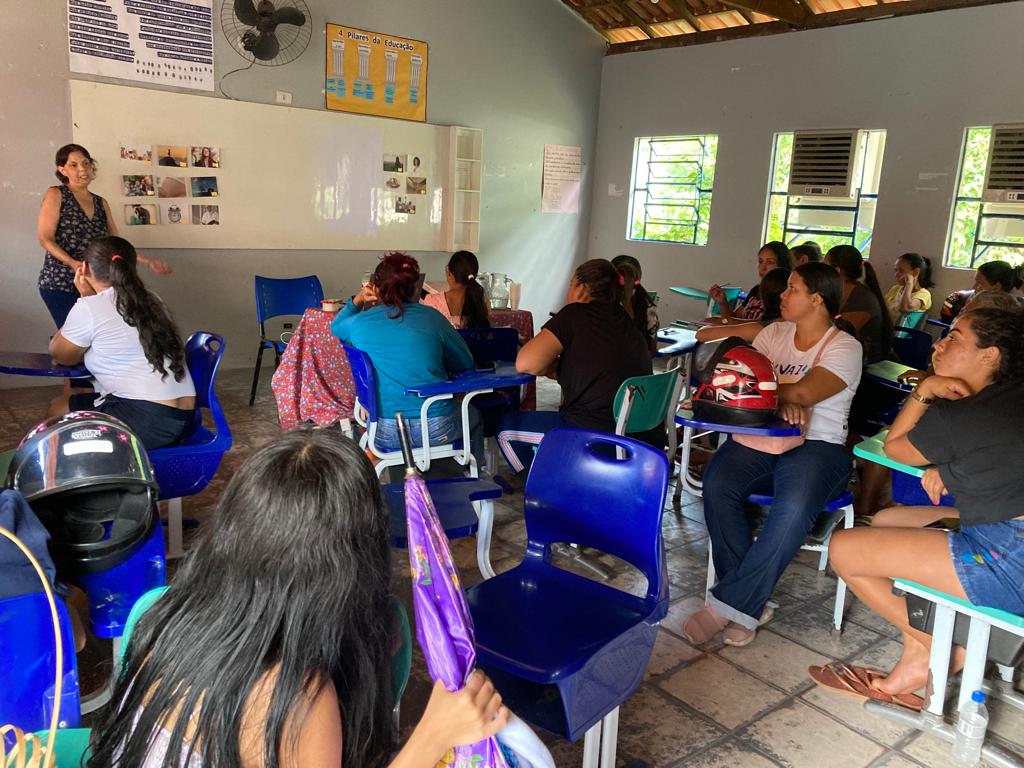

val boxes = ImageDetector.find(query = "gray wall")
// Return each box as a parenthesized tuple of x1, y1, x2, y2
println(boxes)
(0, 1, 604, 381)
(588, 4, 1024, 325)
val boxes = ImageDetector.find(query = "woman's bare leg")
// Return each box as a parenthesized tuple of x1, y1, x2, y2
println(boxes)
(854, 461, 890, 518)
(872, 505, 960, 529)
(829, 526, 967, 696)
(47, 394, 71, 419)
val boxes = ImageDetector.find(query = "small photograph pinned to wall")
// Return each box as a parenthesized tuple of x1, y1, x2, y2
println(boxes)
(409, 156, 422, 175)
(122, 175, 155, 197)
(383, 154, 407, 173)
(161, 202, 187, 225)
(192, 204, 220, 225)
(156, 176, 188, 198)
(125, 204, 158, 226)
(406, 177, 427, 195)
(190, 177, 219, 197)
(395, 196, 416, 215)
(120, 144, 153, 164)
(191, 146, 221, 168)
(155, 145, 189, 168)
(384, 175, 401, 190)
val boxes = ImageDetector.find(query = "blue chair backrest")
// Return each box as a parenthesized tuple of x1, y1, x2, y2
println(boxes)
(254, 275, 324, 326)
(0, 592, 80, 733)
(342, 344, 381, 424)
(893, 327, 933, 371)
(457, 327, 518, 364)
(179, 332, 231, 449)
(523, 428, 669, 608)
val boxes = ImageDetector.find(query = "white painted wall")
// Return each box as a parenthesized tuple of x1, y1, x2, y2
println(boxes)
(0, 1, 604, 382)
(588, 4, 1024, 325)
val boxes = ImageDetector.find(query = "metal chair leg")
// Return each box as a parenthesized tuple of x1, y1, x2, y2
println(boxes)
(249, 345, 265, 406)
(599, 707, 619, 768)
(166, 497, 185, 559)
(474, 499, 496, 580)
(582, 720, 603, 768)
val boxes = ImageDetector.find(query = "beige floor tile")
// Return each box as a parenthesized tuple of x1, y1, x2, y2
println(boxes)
(768, 604, 883, 659)
(827, 594, 902, 638)
(647, 629, 703, 678)
(718, 629, 831, 694)
(988, 695, 1024, 749)
(774, 561, 840, 602)
(899, 731, 960, 767)
(659, 655, 787, 729)
(848, 638, 906, 676)
(682, 738, 782, 767)
(873, 753, 927, 767)
(800, 682, 916, 746)
(617, 686, 725, 764)
(744, 699, 886, 768)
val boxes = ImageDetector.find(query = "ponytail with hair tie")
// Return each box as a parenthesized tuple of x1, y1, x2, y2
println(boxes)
(111, 254, 123, 262)
(618, 273, 625, 286)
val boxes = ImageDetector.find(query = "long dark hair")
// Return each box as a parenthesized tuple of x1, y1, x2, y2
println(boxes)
(960, 306, 1024, 383)
(790, 243, 821, 264)
(826, 244, 893, 346)
(55, 143, 95, 184)
(372, 252, 420, 318)
(612, 255, 655, 352)
(977, 260, 1021, 292)
(760, 241, 793, 271)
(87, 429, 395, 768)
(447, 250, 489, 329)
(82, 237, 186, 382)
(574, 259, 622, 304)
(899, 252, 934, 289)
(759, 267, 791, 322)
(795, 262, 858, 338)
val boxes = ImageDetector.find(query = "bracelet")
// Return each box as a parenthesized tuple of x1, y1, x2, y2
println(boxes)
(910, 390, 934, 406)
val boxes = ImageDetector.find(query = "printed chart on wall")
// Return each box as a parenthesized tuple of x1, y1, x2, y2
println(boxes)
(67, 0, 214, 91)
(325, 23, 428, 122)
(542, 144, 582, 215)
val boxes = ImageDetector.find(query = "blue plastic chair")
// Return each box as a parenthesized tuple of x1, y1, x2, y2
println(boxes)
(0, 593, 80, 737)
(148, 332, 232, 559)
(343, 344, 475, 477)
(466, 429, 669, 767)
(892, 327, 933, 370)
(249, 275, 324, 405)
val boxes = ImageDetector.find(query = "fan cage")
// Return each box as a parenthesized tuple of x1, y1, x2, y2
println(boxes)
(220, 0, 312, 67)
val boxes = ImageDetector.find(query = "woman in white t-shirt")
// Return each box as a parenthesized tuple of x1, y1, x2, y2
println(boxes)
(47, 236, 196, 449)
(680, 262, 863, 648)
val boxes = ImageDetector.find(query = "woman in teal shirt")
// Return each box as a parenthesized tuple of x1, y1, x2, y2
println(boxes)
(332, 253, 482, 461)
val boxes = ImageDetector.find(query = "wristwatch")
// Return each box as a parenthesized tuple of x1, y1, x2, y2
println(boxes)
(910, 388, 935, 406)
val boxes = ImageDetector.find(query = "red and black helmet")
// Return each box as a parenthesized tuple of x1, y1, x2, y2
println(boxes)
(692, 337, 778, 425)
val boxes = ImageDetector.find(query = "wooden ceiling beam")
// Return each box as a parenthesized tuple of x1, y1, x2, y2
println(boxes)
(659, 0, 705, 29)
(609, 0, 656, 37)
(716, 0, 809, 26)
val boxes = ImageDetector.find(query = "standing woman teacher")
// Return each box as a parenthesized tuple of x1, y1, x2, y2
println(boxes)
(36, 143, 171, 330)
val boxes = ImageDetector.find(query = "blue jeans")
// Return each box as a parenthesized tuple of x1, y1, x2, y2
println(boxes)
(702, 438, 852, 629)
(374, 406, 484, 468)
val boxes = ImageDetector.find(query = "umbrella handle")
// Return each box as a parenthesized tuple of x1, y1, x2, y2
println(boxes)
(395, 413, 418, 472)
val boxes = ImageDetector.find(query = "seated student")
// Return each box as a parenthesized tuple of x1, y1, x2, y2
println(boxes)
(708, 241, 791, 323)
(496, 259, 653, 474)
(811, 307, 1024, 709)
(696, 267, 790, 344)
(680, 263, 862, 648)
(941, 259, 1022, 323)
(86, 429, 508, 768)
(612, 254, 659, 355)
(46, 236, 195, 449)
(332, 253, 482, 463)
(421, 250, 490, 329)
(826, 245, 893, 364)
(790, 242, 822, 267)
(883, 252, 933, 323)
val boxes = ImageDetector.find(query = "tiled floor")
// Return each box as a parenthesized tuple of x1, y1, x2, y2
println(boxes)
(2, 369, 1022, 767)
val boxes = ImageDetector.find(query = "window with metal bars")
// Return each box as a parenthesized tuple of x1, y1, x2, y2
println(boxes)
(627, 135, 718, 246)
(763, 130, 886, 257)
(945, 127, 1024, 270)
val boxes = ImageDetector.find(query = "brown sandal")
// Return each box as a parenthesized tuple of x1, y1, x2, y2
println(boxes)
(680, 606, 729, 644)
(808, 663, 924, 712)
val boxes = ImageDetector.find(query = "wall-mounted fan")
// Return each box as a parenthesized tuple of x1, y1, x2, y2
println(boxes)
(222, 0, 312, 67)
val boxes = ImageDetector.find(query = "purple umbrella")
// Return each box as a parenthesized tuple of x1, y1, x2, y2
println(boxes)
(396, 414, 511, 768)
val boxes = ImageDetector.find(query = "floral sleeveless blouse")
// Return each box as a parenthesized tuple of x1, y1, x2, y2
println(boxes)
(38, 185, 110, 292)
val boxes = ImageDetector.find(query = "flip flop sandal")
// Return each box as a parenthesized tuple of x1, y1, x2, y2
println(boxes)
(680, 606, 729, 644)
(808, 663, 924, 712)
(857, 666, 926, 712)
(723, 623, 756, 647)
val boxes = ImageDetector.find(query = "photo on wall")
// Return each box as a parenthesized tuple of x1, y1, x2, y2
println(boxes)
(406, 177, 427, 195)
(125, 204, 158, 225)
(192, 204, 220, 225)
(120, 144, 153, 164)
(191, 146, 221, 168)
(190, 177, 219, 197)
(162, 202, 187, 224)
(155, 145, 189, 167)
(122, 175, 155, 196)
(409, 156, 422, 174)
(382, 154, 407, 173)
(395, 196, 416, 214)
(157, 176, 188, 198)
(384, 175, 401, 190)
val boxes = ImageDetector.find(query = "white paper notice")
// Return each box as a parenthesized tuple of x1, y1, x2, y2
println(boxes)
(542, 144, 582, 215)
(68, 0, 215, 92)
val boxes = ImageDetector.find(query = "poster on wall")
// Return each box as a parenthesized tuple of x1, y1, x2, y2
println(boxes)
(541, 144, 582, 215)
(67, 0, 215, 91)
(325, 23, 428, 122)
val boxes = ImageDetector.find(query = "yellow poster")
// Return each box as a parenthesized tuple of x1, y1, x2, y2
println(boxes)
(325, 24, 428, 122)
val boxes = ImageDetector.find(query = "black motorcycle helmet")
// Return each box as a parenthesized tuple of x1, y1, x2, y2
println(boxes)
(6, 412, 159, 575)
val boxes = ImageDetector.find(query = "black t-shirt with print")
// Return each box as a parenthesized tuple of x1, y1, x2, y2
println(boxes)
(908, 381, 1024, 527)
(544, 302, 653, 432)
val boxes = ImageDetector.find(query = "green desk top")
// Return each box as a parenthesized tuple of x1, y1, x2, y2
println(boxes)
(866, 359, 915, 384)
(670, 286, 710, 301)
(852, 432, 927, 478)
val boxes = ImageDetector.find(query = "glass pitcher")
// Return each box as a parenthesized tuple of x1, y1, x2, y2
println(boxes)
(488, 273, 511, 309)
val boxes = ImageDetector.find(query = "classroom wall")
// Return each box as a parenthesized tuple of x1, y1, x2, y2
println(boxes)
(0, 1, 604, 382)
(588, 3, 1024, 325)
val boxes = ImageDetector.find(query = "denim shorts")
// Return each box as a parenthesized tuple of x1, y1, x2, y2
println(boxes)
(949, 518, 1024, 616)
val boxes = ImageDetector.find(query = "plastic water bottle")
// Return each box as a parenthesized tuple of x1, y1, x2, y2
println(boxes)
(952, 690, 988, 767)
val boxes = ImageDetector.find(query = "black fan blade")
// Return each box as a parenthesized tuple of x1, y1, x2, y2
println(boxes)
(251, 31, 280, 60)
(272, 6, 306, 26)
(233, 0, 260, 26)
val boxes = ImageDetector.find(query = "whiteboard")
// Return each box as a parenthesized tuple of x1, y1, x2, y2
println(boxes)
(70, 80, 452, 250)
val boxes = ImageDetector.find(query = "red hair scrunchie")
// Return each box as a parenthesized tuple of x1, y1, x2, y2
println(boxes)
(618, 273, 625, 286)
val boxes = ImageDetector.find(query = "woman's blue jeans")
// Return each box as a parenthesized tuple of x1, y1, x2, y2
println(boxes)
(702, 438, 852, 630)
(374, 406, 484, 469)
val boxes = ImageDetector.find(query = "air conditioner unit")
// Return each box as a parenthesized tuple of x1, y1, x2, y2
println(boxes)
(787, 130, 867, 199)
(982, 124, 1024, 203)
